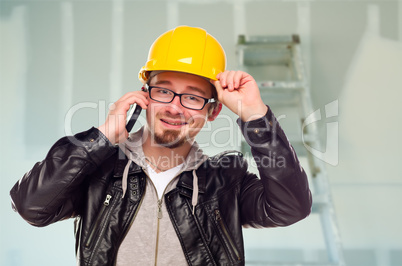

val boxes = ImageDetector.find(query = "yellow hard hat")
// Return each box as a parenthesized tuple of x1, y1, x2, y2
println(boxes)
(139, 26, 226, 83)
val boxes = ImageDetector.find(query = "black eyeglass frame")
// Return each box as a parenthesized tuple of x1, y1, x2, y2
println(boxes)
(145, 84, 216, 110)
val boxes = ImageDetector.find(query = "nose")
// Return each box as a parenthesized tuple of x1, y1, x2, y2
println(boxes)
(166, 95, 184, 115)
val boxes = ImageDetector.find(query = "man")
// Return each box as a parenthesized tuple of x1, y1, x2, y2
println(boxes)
(10, 26, 312, 265)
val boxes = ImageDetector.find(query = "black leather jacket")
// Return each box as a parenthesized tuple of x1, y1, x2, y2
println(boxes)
(10, 108, 312, 265)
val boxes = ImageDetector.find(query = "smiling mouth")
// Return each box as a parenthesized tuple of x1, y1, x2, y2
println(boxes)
(160, 119, 188, 126)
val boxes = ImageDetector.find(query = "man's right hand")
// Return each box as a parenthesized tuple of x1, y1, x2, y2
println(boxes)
(98, 90, 149, 144)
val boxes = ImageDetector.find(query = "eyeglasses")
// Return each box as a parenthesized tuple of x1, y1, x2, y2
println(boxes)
(146, 85, 216, 110)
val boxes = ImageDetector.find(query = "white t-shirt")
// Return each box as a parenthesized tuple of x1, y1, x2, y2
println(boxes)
(146, 163, 183, 199)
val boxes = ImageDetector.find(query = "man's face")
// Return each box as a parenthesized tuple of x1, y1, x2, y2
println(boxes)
(145, 71, 217, 148)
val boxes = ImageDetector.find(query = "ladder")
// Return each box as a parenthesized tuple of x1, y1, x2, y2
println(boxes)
(237, 34, 345, 266)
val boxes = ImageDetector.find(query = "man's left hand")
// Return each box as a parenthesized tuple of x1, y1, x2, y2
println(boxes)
(211, 70, 268, 122)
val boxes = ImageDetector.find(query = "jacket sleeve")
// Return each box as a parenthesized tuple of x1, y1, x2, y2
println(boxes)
(237, 107, 312, 228)
(10, 127, 117, 227)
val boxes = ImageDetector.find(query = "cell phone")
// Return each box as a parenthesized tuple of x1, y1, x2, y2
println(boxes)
(125, 86, 147, 132)
(125, 104, 142, 132)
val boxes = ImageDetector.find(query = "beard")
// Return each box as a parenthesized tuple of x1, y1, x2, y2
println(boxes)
(149, 107, 196, 149)
(153, 129, 187, 149)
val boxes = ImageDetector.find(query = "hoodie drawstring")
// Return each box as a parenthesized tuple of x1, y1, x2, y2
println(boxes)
(122, 159, 133, 198)
(192, 169, 199, 215)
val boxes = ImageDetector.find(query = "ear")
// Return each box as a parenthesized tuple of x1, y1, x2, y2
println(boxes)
(208, 103, 222, 121)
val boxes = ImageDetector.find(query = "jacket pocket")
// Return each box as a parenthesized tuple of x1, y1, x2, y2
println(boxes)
(214, 209, 242, 263)
(85, 193, 113, 248)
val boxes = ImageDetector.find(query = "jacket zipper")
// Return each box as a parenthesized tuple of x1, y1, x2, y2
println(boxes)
(85, 194, 113, 248)
(148, 172, 181, 266)
(154, 199, 162, 265)
(215, 209, 241, 261)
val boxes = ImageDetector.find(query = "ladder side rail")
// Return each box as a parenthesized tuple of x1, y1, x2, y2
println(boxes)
(292, 41, 345, 266)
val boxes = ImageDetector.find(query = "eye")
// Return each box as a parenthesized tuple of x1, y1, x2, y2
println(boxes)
(183, 95, 203, 103)
(153, 88, 174, 98)
(156, 88, 171, 95)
